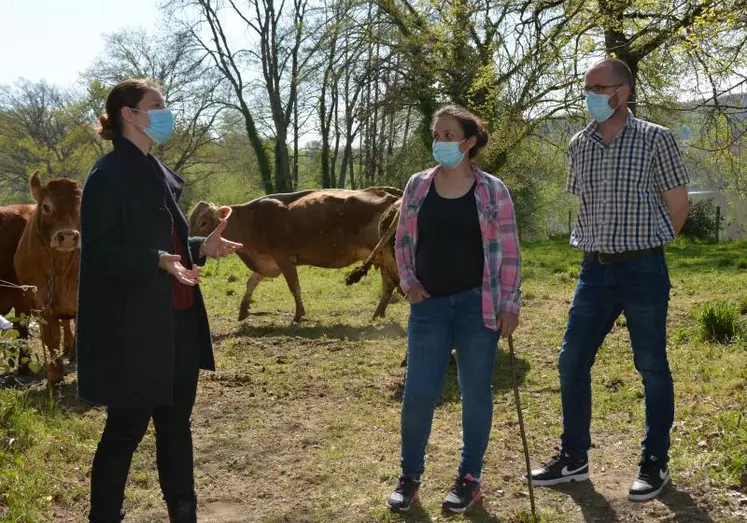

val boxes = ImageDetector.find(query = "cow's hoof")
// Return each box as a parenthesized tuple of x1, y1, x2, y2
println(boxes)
(46, 360, 65, 384)
(238, 308, 249, 322)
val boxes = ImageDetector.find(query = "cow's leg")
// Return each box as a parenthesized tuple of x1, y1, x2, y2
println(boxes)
(41, 315, 64, 383)
(238, 272, 266, 321)
(63, 320, 75, 362)
(276, 257, 305, 322)
(374, 266, 396, 319)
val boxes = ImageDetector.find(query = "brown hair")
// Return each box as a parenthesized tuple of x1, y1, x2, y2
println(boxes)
(431, 105, 489, 159)
(98, 78, 161, 140)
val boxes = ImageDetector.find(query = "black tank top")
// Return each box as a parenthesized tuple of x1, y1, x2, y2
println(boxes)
(415, 183, 484, 297)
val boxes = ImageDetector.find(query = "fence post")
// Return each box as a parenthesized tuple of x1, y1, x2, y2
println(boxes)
(715, 205, 720, 242)
(568, 210, 572, 237)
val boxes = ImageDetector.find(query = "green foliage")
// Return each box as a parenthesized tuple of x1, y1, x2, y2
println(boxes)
(682, 198, 724, 241)
(696, 301, 741, 343)
(0, 315, 40, 375)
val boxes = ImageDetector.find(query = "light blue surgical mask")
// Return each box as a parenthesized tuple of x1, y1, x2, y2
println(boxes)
(432, 140, 466, 169)
(585, 89, 621, 123)
(134, 108, 175, 144)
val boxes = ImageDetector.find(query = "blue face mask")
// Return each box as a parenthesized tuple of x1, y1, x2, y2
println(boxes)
(585, 90, 620, 123)
(135, 108, 175, 144)
(432, 140, 466, 169)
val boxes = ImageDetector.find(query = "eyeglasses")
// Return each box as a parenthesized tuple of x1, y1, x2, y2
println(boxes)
(584, 84, 622, 94)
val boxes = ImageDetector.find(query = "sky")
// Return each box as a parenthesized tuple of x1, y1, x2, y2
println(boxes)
(0, 0, 160, 87)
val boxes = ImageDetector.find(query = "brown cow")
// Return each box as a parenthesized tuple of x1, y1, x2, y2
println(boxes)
(189, 187, 403, 322)
(14, 172, 81, 383)
(0, 204, 35, 372)
(345, 196, 401, 296)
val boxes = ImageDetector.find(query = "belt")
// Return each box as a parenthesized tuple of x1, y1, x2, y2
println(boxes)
(583, 246, 663, 265)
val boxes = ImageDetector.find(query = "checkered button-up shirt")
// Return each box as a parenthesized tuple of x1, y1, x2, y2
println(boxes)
(394, 164, 521, 331)
(568, 111, 690, 253)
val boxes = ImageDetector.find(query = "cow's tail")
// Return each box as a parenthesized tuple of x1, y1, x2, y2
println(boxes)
(345, 204, 401, 285)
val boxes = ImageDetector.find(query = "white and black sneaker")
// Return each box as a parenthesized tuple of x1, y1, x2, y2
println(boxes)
(628, 456, 670, 501)
(529, 452, 589, 486)
(387, 475, 420, 512)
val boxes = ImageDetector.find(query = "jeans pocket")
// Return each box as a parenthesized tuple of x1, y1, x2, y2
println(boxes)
(628, 253, 665, 273)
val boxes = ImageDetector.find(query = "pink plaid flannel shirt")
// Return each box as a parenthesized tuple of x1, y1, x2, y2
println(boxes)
(394, 164, 522, 331)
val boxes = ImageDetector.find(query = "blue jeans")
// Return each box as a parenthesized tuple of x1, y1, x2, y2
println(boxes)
(559, 251, 674, 463)
(400, 287, 500, 479)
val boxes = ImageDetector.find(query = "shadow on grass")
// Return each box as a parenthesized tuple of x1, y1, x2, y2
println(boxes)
(461, 503, 502, 522)
(216, 319, 407, 342)
(658, 484, 716, 523)
(391, 503, 436, 523)
(550, 480, 619, 522)
(25, 379, 97, 415)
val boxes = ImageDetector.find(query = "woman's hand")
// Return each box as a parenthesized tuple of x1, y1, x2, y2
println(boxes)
(497, 310, 519, 338)
(159, 253, 200, 286)
(199, 218, 243, 259)
(406, 283, 430, 304)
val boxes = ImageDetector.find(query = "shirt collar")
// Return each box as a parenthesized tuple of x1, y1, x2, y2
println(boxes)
(583, 109, 636, 138)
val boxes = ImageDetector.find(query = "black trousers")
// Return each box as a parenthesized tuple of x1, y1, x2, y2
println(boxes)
(89, 308, 201, 523)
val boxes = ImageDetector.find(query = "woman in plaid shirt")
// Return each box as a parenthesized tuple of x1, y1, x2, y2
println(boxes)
(386, 105, 522, 513)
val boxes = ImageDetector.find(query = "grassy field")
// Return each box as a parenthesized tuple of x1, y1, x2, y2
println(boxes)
(2, 237, 747, 522)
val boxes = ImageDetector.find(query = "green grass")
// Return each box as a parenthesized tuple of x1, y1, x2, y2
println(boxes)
(3, 237, 747, 522)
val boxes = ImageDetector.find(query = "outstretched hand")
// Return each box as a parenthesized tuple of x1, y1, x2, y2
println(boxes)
(159, 253, 200, 286)
(200, 216, 243, 259)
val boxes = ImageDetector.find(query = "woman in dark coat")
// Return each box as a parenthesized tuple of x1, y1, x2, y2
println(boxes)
(76, 78, 241, 523)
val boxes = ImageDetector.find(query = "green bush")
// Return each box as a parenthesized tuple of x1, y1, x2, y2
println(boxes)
(681, 198, 724, 241)
(696, 301, 740, 343)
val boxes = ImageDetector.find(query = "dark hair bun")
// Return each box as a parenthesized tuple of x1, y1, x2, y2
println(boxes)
(98, 114, 115, 141)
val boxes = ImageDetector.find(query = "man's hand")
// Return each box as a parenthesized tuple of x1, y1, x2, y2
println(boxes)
(199, 218, 243, 259)
(159, 253, 200, 286)
(497, 310, 519, 338)
(406, 283, 430, 304)
(663, 186, 689, 234)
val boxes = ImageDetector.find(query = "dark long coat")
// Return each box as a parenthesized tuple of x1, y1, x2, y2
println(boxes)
(77, 137, 214, 408)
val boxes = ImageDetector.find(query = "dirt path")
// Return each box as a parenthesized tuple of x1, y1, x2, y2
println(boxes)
(48, 314, 737, 523)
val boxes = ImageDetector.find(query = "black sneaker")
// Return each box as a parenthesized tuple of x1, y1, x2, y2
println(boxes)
(387, 475, 420, 512)
(628, 456, 670, 501)
(442, 473, 482, 513)
(529, 452, 589, 486)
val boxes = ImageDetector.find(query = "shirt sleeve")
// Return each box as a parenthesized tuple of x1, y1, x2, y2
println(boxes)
(394, 176, 421, 295)
(496, 183, 521, 315)
(653, 129, 690, 192)
(566, 140, 580, 196)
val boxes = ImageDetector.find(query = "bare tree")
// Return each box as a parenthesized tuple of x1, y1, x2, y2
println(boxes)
(0, 81, 99, 198)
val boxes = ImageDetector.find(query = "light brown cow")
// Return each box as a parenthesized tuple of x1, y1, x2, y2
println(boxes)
(14, 172, 81, 383)
(346, 197, 401, 293)
(189, 187, 403, 322)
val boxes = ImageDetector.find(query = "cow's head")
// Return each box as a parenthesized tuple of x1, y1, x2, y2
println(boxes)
(30, 171, 82, 253)
(189, 201, 231, 237)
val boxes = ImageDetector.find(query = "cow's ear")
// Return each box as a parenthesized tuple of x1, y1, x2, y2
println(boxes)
(29, 171, 43, 202)
(217, 206, 232, 220)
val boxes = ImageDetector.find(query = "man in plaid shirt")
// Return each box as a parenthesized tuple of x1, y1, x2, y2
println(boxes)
(530, 58, 690, 501)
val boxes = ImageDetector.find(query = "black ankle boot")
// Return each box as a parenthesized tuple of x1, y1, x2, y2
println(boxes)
(166, 497, 197, 523)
